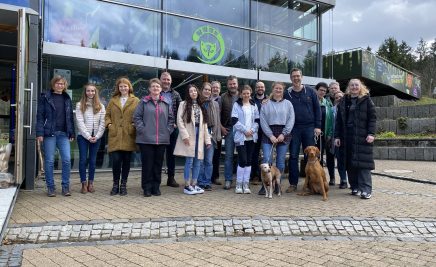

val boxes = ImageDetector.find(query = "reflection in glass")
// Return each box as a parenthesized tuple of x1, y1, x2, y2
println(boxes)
(163, 16, 252, 69)
(252, 0, 318, 40)
(164, 0, 249, 27)
(252, 32, 317, 76)
(44, 0, 160, 56)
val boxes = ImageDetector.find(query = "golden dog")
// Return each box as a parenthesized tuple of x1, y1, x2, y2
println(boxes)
(260, 163, 281, 199)
(298, 146, 329, 201)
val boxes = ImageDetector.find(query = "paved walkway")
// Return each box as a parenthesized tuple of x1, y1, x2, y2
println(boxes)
(1, 160, 435, 266)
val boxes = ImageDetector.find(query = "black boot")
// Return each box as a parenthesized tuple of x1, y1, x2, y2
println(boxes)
(144, 184, 152, 197)
(119, 178, 127, 196)
(166, 175, 179, 187)
(151, 183, 161, 196)
(110, 178, 119, 195)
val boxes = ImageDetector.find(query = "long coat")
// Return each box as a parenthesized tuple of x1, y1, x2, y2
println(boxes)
(173, 101, 211, 159)
(335, 94, 376, 170)
(105, 95, 140, 152)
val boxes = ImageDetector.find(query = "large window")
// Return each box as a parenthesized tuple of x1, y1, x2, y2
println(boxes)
(163, 0, 249, 27)
(252, 0, 318, 41)
(252, 33, 318, 76)
(42, 55, 159, 170)
(44, 0, 160, 56)
(163, 15, 251, 69)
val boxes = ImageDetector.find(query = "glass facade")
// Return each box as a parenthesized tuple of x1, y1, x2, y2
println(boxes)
(41, 0, 333, 170)
(43, 0, 322, 76)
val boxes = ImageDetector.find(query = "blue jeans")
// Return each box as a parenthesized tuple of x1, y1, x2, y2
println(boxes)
(289, 126, 315, 186)
(184, 127, 202, 182)
(77, 135, 101, 183)
(262, 142, 288, 175)
(224, 130, 235, 181)
(198, 142, 214, 186)
(43, 131, 71, 190)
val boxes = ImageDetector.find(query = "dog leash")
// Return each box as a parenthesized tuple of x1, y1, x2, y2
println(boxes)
(314, 131, 324, 161)
(268, 142, 277, 165)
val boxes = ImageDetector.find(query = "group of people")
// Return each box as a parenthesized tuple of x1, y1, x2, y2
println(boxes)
(36, 68, 376, 200)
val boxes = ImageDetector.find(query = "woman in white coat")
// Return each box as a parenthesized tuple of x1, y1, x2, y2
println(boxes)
(174, 85, 211, 195)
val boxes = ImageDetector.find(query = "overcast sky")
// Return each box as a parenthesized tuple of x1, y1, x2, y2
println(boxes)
(321, 0, 436, 54)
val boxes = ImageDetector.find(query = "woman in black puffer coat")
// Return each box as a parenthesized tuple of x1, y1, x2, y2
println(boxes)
(334, 78, 376, 199)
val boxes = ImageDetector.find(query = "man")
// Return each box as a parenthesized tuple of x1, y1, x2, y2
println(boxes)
(284, 68, 321, 193)
(160, 72, 182, 187)
(211, 81, 223, 185)
(331, 88, 348, 189)
(251, 81, 267, 185)
(219, 76, 239, 189)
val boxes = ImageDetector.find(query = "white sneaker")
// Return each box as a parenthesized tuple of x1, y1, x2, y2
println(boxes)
(243, 183, 251, 194)
(235, 183, 243, 194)
(193, 185, 204, 194)
(184, 186, 196, 195)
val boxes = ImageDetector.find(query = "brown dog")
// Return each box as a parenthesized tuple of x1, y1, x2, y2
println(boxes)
(260, 163, 281, 199)
(298, 146, 329, 201)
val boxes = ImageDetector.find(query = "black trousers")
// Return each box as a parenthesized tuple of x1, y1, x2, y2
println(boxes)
(140, 144, 166, 191)
(315, 135, 335, 181)
(165, 130, 178, 177)
(212, 140, 222, 181)
(111, 151, 132, 183)
(250, 134, 262, 178)
(236, 140, 255, 167)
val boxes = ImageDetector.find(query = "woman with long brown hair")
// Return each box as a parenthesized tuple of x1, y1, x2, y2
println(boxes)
(105, 77, 140, 196)
(75, 83, 106, 193)
(174, 84, 211, 195)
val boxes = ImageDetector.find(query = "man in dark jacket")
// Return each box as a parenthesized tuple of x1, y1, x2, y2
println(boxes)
(36, 76, 75, 197)
(160, 72, 182, 187)
(251, 81, 267, 185)
(284, 68, 321, 193)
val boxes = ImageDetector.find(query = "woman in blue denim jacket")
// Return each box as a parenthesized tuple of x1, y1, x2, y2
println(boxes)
(36, 75, 75, 197)
(231, 85, 259, 194)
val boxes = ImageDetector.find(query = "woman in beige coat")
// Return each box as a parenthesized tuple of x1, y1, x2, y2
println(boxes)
(105, 77, 139, 196)
(174, 85, 211, 195)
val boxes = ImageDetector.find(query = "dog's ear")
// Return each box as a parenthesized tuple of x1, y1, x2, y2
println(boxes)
(315, 147, 320, 157)
(304, 147, 309, 155)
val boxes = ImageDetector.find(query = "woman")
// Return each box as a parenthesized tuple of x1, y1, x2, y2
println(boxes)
(174, 84, 211, 195)
(315, 82, 335, 185)
(36, 75, 75, 197)
(332, 90, 348, 189)
(335, 78, 376, 199)
(259, 82, 295, 195)
(133, 78, 174, 197)
(75, 83, 106, 194)
(105, 77, 140, 196)
(231, 85, 259, 194)
(198, 82, 221, 191)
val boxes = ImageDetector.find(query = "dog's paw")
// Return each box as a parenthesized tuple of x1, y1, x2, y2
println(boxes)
(268, 195, 272, 199)
(264, 194, 268, 198)
(322, 197, 328, 201)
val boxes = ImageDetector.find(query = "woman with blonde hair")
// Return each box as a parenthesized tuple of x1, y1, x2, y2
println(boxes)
(75, 83, 106, 193)
(36, 75, 75, 197)
(105, 77, 140, 196)
(335, 78, 376, 199)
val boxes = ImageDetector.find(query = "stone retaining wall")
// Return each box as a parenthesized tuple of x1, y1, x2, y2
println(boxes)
(376, 118, 436, 135)
(376, 105, 436, 120)
(374, 139, 436, 161)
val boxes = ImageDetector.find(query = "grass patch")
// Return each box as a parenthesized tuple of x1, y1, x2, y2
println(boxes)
(376, 131, 436, 139)
(399, 97, 436, 106)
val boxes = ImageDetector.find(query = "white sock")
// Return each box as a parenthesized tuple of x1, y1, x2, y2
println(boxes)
(237, 165, 244, 183)
(243, 166, 251, 183)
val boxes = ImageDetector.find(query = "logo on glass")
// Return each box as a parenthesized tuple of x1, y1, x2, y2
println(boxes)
(192, 25, 225, 64)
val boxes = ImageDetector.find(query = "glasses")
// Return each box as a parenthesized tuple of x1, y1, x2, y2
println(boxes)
(55, 82, 65, 86)
(318, 89, 326, 92)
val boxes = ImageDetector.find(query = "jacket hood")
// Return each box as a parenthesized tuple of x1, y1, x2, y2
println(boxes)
(143, 95, 169, 104)
(236, 98, 255, 106)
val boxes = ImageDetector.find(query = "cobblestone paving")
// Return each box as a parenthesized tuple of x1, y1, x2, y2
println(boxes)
(374, 160, 436, 183)
(4, 216, 436, 244)
(9, 174, 436, 225)
(5, 239, 436, 266)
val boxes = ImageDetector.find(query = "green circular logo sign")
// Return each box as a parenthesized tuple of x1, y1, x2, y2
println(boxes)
(192, 25, 225, 64)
